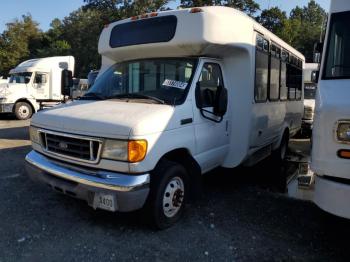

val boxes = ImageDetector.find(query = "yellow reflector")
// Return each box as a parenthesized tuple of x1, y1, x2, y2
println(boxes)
(338, 150, 350, 159)
(128, 140, 147, 162)
(190, 7, 203, 13)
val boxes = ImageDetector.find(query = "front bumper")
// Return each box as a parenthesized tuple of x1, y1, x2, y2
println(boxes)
(314, 175, 350, 219)
(0, 103, 14, 113)
(25, 150, 150, 212)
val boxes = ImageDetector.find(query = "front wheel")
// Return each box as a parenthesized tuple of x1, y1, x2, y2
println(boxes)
(14, 102, 33, 120)
(147, 160, 189, 229)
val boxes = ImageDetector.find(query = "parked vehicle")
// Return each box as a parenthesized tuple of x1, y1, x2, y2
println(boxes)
(301, 63, 318, 136)
(71, 78, 89, 99)
(87, 70, 99, 88)
(311, 0, 350, 219)
(25, 7, 304, 228)
(0, 56, 75, 120)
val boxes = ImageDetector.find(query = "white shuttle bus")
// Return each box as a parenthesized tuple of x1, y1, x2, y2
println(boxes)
(25, 7, 304, 228)
(311, 0, 350, 219)
(0, 56, 74, 120)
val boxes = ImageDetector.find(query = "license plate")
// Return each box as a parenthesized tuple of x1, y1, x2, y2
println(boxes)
(93, 193, 117, 212)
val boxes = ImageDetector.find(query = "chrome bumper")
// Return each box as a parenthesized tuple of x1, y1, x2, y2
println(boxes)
(0, 103, 14, 113)
(25, 150, 150, 212)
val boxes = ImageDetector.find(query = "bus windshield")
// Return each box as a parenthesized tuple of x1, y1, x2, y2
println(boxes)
(9, 72, 32, 84)
(85, 58, 197, 105)
(324, 11, 350, 79)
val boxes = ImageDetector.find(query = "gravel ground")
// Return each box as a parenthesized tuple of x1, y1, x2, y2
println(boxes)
(0, 114, 349, 262)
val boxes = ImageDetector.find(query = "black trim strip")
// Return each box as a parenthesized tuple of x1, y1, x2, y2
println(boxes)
(181, 118, 193, 125)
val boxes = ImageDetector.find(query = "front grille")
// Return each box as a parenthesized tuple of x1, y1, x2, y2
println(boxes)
(40, 131, 102, 163)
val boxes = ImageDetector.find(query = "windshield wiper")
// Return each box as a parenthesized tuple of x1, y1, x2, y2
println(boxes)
(109, 94, 165, 104)
(80, 92, 105, 100)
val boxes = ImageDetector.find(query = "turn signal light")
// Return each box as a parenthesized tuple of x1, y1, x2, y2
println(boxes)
(150, 12, 158, 17)
(338, 149, 350, 159)
(128, 140, 148, 162)
(190, 7, 203, 13)
(131, 16, 139, 21)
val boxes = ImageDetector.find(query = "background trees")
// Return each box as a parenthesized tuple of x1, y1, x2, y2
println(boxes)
(0, 0, 327, 78)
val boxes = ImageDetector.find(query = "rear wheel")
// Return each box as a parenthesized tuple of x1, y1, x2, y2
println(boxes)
(273, 131, 289, 162)
(14, 102, 33, 120)
(147, 159, 189, 229)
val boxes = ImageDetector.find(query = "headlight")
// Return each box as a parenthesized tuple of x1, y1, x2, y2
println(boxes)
(102, 140, 128, 161)
(29, 126, 41, 144)
(337, 121, 350, 143)
(102, 139, 147, 162)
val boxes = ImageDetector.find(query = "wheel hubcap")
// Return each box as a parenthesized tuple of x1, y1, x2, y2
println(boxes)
(162, 177, 185, 218)
(18, 105, 30, 118)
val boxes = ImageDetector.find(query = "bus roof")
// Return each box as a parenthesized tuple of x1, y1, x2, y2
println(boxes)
(98, 7, 304, 63)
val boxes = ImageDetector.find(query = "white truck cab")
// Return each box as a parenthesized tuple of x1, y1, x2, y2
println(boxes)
(0, 56, 74, 120)
(311, 0, 350, 219)
(301, 63, 318, 135)
(25, 7, 304, 228)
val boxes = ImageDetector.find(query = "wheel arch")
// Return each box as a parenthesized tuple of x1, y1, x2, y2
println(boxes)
(13, 98, 36, 113)
(156, 148, 202, 199)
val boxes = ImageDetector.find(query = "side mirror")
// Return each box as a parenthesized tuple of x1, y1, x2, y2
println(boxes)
(311, 70, 319, 83)
(61, 69, 73, 97)
(213, 86, 228, 117)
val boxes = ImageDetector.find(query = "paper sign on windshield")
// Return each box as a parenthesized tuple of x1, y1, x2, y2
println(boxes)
(162, 79, 188, 89)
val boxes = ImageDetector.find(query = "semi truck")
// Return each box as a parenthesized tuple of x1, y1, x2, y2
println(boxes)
(301, 63, 318, 136)
(25, 7, 304, 228)
(0, 56, 74, 120)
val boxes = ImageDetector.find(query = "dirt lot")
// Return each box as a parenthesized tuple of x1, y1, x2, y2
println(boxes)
(0, 114, 349, 262)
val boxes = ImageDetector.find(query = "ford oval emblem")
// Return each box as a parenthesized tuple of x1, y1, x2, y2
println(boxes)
(58, 142, 68, 150)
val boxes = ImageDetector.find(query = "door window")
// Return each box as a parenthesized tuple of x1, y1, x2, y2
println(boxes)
(34, 73, 48, 85)
(197, 63, 224, 108)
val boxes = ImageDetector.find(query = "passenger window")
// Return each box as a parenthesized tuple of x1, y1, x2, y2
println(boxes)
(34, 73, 48, 85)
(269, 43, 280, 101)
(255, 35, 269, 102)
(280, 62, 288, 100)
(197, 63, 224, 108)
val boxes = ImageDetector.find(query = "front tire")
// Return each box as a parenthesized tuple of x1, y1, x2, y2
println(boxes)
(14, 102, 33, 120)
(147, 160, 189, 229)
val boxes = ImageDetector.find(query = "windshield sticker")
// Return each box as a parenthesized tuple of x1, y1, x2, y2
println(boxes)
(162, 79, 188, 89)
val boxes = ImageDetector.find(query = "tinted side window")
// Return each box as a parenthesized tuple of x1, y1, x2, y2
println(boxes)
(295, 66, 303, 100)
(197, 63, 224, 108)
(110, 16, 177, 48)
(255, 35, 269, 102)
(287, 64, 296, 100)
(270, 58, 280, 100)
(280, 62, 288, 100)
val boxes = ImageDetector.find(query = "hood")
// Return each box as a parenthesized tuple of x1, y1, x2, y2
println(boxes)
(304, 99, 315, 109)
(31, 100, 176, 139)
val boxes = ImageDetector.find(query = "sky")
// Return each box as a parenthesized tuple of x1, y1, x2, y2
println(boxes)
(0, 0, 331, 33)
